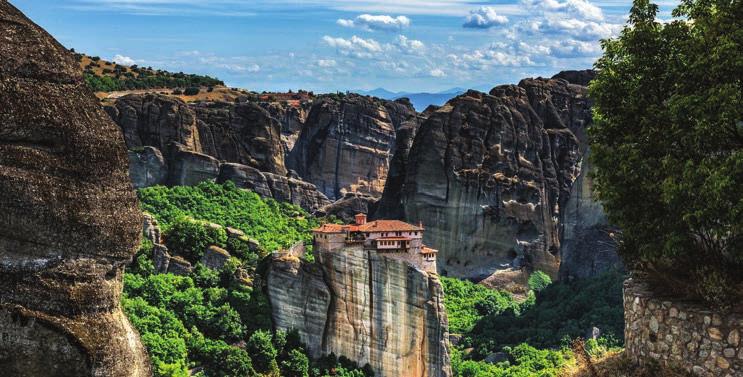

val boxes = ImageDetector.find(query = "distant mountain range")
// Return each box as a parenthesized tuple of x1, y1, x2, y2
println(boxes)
(357, 87, 470, 111)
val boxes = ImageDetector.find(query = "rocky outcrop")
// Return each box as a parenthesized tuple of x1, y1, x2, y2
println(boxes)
(167, 143, 220, 186)
(267, 248, 451, 377)
(193, 101, 286, 175)
(377, 77, 600, 283)
(107, 94, 286, 175)
(318, 192, 379, 223)
(374, 99, 425, 220)
(128, 146, 168, 188)
(217, 163, 331, 212)
(552, 69, 596, 87)
(261, 101, 310, 154)
(0, 2, 149, 376)
(105, 93, 202, 153)
(287, 94, 403, 200)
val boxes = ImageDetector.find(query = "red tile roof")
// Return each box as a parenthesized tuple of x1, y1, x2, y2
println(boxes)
(314, 219, 423, 233)
(358, 220, 423, 232)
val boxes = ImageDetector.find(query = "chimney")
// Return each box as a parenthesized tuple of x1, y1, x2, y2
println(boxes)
(355, 213, 367, 225)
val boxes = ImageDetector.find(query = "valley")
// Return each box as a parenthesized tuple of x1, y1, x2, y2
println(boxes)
(2, 1, 740, 376)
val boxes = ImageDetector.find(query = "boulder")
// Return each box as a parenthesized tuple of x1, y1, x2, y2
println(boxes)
(143, 212, 163, 244)
(0, 2, 150, 375)
(168, 256, 193, 276)
(152, 244, 171, 274)
(217, 162, 273, 197)
(201, 246, 231, 270)
(193, 101, 286, 175)
(319, 192, 379, 223)
(484, 352, 509, 364)
(105, 93, 202, 153)
(267, 248, 451, 377)
(167, 143, 220, 186)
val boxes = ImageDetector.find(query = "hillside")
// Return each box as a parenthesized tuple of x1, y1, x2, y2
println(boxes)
(76, 52, 224, 92)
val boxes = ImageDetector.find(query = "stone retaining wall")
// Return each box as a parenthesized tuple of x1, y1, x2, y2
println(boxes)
(624, 277, 743, 376)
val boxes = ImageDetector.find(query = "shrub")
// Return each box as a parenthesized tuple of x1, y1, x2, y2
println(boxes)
(184, 86, 200, 96)
(527, 271, 552, 292)
(441, 276, 520, 334)
(246, 330, 279, 374)
(590, 0, 743, 307)
(165, 217, 227, 262)
(282, 349, 310, 377)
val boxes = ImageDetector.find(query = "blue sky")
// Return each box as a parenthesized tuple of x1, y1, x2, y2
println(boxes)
(15, 0, 678, 93)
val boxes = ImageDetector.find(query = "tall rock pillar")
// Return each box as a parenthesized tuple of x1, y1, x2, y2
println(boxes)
(0, 2, 150, 376)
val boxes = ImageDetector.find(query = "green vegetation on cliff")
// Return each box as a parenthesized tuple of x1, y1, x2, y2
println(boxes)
(443, 271, 624, 376)
(124, 182, 371, 377)
(138, 181, 317, 253)
(590, 0, 743, 308)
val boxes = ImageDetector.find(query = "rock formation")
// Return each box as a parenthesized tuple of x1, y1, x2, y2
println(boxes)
(261, 101, 310, 155)
(377, 76, 605, 283)
(0, 2, 150, 376)
(287, 94, 405, 200)
(106, 93, 333, 211)
(192, 100, 286, 175)
(217, 163, 332, 211)
(267, 248, 451, 377)
(106, 94, 286, 175)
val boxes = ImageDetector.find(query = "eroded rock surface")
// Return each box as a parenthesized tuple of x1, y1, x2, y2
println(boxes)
(377, 77, 599, 282)
(287, 94, 405, 200)
(267, 248, 451, 377)
(0, 2, 150, 375)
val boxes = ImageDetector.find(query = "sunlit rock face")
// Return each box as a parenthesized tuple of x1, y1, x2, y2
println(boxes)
(267, 248, 451, 377)
(287, 94, 415, 200)
(0, 2, 149, 376)
(378, 77, 597, 284)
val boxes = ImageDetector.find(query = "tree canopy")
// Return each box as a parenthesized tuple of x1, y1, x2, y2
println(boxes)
(590, 0, 742, 307)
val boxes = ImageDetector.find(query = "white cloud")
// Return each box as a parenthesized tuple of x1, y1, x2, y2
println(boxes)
(429, 68, 446, 77)
(463, 7, 509, 29)
(337, 14, 411, 31)
(318, 59, 337, 67)
(112, 54, 137, 66)
(527, 17, 621, 40)
(448, 46, 534, 69)
(548, 39, 601, 58)
(323, 35, 385, 58)
(522, 0, 604, 21)
(396, 35, 426, 54)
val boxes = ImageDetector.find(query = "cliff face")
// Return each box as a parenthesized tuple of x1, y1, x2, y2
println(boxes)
(261, 101, 310, 155)
(0, 2, 149, 376)
(267, 248, 451, 377)
(288, 94, 409, 200)
(107, 94, 286, 175)
(377, 77, 595, 282)
(192, 101, 286, 175)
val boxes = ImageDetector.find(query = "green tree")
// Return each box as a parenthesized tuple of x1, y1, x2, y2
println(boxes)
(246, 330, 279, 374)
(590, 0, 743, 307)
(527, 271, 552, 292)
(281, 349, 310, 377)
(165, 217, 227, 262)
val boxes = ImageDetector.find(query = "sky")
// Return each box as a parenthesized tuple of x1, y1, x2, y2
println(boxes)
(14, 0, 679, 93)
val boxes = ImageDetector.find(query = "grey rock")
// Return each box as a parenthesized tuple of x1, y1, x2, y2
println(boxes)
(168, 257, 193, 276)
(128, 146, 168, 188)
(167, 143, 220, 186)
(201, 245, 231, 270)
